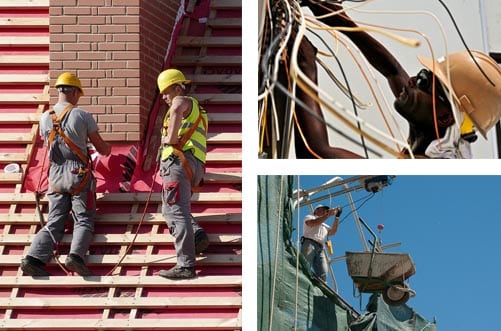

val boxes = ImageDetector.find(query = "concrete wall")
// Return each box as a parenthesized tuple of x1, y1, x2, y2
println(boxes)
(49, 0, 182, 142)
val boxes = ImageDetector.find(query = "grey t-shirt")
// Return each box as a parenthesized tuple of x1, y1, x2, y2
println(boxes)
(39, 102, 99, 157)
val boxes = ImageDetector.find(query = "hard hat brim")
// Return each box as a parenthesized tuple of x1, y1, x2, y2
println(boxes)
(417, 54, 459, 106)
(159, 79, 191, 94)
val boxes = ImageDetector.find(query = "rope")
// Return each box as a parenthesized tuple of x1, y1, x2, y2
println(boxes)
(268, 175, 285, 331)
(105, 159, 160, 276)
(293, 176, 301, 329)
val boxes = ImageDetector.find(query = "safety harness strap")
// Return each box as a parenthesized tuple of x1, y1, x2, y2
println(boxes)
(48, 104, 92, 195)
(168, 111, 207, 192)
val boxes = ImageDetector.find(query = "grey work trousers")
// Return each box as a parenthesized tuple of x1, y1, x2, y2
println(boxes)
(301, 238, 328, 281)
(28, 178, 96, 264)
(160, 151, 204, 268)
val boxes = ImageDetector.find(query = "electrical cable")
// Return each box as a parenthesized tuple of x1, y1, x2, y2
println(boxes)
(437, 0, 495, 87)
(308, 27, 369, 158)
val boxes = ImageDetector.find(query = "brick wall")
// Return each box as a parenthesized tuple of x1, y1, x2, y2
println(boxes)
(49, 0, 182, 142)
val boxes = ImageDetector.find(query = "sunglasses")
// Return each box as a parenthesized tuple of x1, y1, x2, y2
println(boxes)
(416, 69, 448, 105)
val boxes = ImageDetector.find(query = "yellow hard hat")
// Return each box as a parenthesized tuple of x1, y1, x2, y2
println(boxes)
(157, 69, 191, 93)
(417, 50, 501, 138)
(55, 72, 84, 95)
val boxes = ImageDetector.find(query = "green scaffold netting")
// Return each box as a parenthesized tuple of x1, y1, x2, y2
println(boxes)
(257, 175, 437, 331)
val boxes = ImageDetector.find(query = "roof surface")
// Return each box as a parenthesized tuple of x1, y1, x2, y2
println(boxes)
(0, 0, 242, 329)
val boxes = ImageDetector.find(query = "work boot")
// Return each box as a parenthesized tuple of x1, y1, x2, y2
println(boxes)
(20, 256, 51, 277)
(195, 229, 210, 255)
(159, 265, 196, 279)
(64, 254, 93, 276)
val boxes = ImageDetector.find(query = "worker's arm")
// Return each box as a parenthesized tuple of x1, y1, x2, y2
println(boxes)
(302, 0, 409, 97)
(327, 217, 339, 236)
(304, 207, 340, 226)
(163, 96, 192, 145)
(88, 131, 111, 156)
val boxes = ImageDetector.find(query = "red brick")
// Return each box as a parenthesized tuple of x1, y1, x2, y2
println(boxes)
(97, 7, 126, 15)
(98, 114, 126, 123)
(51, 16, 77, 25)
(63, 7, 92, 15)
(78, 16, 106, 25)
(51, 52, 77, 61)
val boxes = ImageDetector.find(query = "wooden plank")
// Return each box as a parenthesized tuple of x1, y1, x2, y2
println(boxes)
(208, 113, 241, 124)
(207, 18, 241, 29)
(0, 150, 239, 165)
(0, 212, 242, 225)
(0, 172, 22, 184)
(0, 132, 35, 144)
(0, 36, 49, 47)
(0, 275, 242, 288)
(0, 17, 49, 28)
(0, 233, 241, 245)
(0, 93, 49, 104)
(208, 132, 241, 144)
(191, 74, 241, 85)
(0, 318, 241, 330)
(0, 192, 242, 204)
(177, 36, 241, 47)
(0, 74, 49, 85)
(194, 93, 241, 105)
(0, 54, 49, 66)
(211, 0, 242, 9)
(204, 171, 241, 183)
(1, 254, 241, 266)
(0, 296, 241, 309)
(0, 0, 49, 8)
(171, 56, 241, 66)
(0, 112, 41, 123)
(0, 152, 28, 163)
(206, 152, 242, 162)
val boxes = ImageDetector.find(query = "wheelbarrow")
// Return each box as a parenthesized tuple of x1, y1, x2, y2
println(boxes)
(345, 251, 416, 306)
(345, 217, 416, 306)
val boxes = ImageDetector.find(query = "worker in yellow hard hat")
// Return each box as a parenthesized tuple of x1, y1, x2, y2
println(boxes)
(20, 72, 111, 277)
(55, 71, 85, 95)
(156, 68, 210, 279)
(298, 1, 501, 158)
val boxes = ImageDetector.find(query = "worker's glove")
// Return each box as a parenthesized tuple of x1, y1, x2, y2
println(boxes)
(335, 207, 342, 217)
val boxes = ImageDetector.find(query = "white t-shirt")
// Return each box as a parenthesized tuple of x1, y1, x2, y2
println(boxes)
(303, 214, 331, 244)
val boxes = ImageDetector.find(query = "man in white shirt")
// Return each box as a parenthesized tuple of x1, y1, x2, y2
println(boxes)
(301, 204, 342, 281)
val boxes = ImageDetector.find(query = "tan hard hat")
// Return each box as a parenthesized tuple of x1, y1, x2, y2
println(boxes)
(55, 72, 84, 95)
(157, 69, 191, 94)
(417, 50, 501, 138)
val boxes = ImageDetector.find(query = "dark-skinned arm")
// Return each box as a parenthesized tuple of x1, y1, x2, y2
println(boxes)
(302, 0, 409, 97)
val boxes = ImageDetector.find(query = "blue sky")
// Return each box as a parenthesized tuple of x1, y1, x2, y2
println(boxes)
(292, 175, 501, 331)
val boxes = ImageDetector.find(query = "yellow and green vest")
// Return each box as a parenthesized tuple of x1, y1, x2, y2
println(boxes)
(161, 97, 208, 163)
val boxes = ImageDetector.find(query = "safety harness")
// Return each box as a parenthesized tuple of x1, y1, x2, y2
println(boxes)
(47, 104, 92, 195)
(163, 107, 208, 192)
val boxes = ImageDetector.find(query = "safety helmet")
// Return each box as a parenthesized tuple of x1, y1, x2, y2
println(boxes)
(157, 69, 191, 93)
(417, 50, 501, 138)
(314, 204, 329, 211)
(55, 72, 84, 95)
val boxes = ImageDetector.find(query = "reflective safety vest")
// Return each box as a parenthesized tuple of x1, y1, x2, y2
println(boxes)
(161, 97, 208, 163)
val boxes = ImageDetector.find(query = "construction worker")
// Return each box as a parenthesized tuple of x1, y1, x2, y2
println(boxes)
(156, 68, 210, 279)
(301, 1, 501, 158)
(20, 72, 111, 277)
(301, 204, 342, 281)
